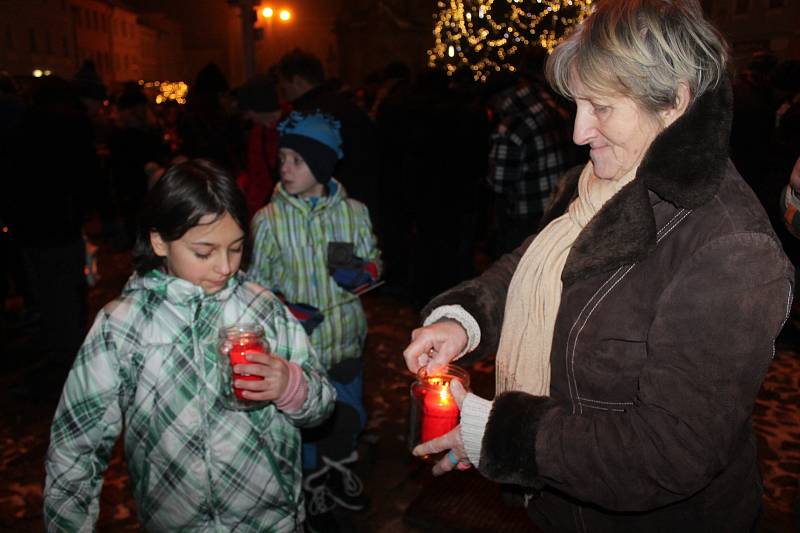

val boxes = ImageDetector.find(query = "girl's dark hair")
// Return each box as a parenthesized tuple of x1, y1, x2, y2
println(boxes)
(132, 159, 249, 275)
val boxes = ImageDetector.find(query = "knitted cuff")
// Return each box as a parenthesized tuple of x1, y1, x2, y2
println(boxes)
(460, 392, 493, 467)
(274, 361, 308, 413)
(423, 305, 481, 358)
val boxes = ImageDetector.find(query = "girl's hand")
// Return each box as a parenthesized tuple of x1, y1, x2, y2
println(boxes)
(403, 320, 468, 374)
(412, 380, 472, 475)
(233, 352, 289, 401)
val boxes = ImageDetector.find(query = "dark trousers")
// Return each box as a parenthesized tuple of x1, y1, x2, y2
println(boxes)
(302, 357, 366, 472)
(22, 238, 87, 362)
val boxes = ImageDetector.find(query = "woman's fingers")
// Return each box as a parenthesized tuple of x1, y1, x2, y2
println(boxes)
(403, 321, 468, 374)
(449, 379, 467, 409)
(412, 426, 471, 476)
(412, 425, 463, 457)
(403, 328, 434, 373)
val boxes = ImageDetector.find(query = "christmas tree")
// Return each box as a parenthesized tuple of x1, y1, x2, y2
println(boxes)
(428, 0, 594, 81)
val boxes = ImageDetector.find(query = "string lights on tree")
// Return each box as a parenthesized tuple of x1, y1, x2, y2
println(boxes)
(429, 0, 593, 81)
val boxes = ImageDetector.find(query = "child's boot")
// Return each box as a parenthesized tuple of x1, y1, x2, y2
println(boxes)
(321, 451, 370, 512)
(303, 465, 339, 533)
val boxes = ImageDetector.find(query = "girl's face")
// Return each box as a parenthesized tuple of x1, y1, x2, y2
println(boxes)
(150, 212, 245, 294)
(279, 147, 324, 198)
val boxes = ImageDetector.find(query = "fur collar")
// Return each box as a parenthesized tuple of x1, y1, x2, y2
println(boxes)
(562, 79, 733, 285)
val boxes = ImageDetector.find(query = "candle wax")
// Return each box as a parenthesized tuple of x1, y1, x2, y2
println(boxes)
(229, 342, 266, 400)
(421, 383, 459, 442)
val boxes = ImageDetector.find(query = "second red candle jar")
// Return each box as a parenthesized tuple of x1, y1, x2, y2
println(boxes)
(408, 364, 471, 452)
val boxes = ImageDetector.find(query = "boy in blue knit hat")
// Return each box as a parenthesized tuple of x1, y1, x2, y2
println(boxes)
(249, 110, 381, 531)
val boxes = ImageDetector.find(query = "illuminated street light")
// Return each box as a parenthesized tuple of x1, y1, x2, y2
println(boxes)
(279, 9, 291, 21)
(262, 7, 273, 18)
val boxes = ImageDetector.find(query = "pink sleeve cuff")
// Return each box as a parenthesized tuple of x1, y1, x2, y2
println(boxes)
(274, 361, 308, 413)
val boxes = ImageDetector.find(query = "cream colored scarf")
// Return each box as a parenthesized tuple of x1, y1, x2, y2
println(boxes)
(495, 162, 637, 395)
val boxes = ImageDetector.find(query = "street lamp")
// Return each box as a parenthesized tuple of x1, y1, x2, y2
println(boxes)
(260, 6, 291, 22)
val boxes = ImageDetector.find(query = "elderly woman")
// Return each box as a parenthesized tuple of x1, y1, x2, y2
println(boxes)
(403, 1, 794, 531)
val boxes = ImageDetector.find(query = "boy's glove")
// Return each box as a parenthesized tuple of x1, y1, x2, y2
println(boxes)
(327, 241, 378, 293)
(274, 291, 324, 335)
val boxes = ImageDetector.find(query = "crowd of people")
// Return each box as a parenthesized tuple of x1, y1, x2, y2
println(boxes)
(2, 0, 800, 531)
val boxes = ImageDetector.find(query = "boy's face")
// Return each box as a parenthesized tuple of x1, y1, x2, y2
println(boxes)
(150, 212, 245, 294)
(279, 147, 324, 199)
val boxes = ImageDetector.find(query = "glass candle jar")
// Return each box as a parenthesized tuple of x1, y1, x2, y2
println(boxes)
(218, 324, 270, 410)
(408, 364, 470, 451)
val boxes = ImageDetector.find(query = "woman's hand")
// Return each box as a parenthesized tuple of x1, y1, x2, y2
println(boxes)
(233, 352, 289, 401)
(403, 319, 468, 374)
(412, 380, 472, 475)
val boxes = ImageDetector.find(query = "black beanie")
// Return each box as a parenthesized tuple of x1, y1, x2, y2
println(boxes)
(277, 111, 343, 185)
(279, 134, 338, 184)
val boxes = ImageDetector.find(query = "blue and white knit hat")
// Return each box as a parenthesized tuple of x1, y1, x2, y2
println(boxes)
(277, 110, 343, 184)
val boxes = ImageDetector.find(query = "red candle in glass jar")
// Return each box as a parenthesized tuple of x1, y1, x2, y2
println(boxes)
(229, 341, 266, 399)
(421, 380, 459, 442)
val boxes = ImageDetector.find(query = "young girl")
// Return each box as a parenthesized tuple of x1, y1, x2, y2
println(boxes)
(44, 159, 335, 532)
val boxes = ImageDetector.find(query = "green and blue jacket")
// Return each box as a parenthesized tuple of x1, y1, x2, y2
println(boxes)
(249, 179, 381, 369)
(44, 270, 335, 532)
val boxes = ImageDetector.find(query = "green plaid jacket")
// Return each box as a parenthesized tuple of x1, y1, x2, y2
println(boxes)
(249, 180, 381, 369)
(44, 270, 335, 532)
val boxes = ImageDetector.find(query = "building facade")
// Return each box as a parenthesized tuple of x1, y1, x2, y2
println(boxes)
(0, 0, 183, 85)
(0, 0, 77, 80)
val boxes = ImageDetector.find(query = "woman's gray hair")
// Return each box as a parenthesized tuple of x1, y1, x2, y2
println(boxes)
(546, 0, 729, 113)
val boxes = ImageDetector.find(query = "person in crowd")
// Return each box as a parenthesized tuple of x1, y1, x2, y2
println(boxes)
(773, 60, 800, 188)
(108, 83, 168, 249)
(730, 50, 779, 197)
(233, 72, 283, 218)
(487, 45, 579, 256)
(1, 76, 96, 373)
(179, 62, 243, 176)
(44, 159, 335, 532)
(0, 71, 35, 326)
(276, 49, 380, 221)
(399, 69, 488, 307)
(249, 111, 381, 532)
(402, 1, 793, 531)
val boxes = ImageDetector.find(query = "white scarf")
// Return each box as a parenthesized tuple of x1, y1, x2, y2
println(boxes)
(495, 162, 636, 395)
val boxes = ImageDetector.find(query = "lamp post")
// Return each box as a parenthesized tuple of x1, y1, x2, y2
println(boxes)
(257, 6, 292, 68)
(239, 0, 256, 79)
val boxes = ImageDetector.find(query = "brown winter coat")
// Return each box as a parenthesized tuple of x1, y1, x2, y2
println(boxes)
(423, 80, 795, 532)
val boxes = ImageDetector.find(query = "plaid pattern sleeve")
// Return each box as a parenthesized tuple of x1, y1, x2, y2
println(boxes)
(351, 200, 382, 279)
(781, 184, 800, 239)
(44, 311, 125, 532)
(248, 208, 280, 290)
(253, 283, 336, 426)
(487, 84, 572, 219)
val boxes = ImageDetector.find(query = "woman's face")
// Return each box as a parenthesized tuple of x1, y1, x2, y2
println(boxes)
(150, 212, 245, 294)
(571, 77, 666, 181)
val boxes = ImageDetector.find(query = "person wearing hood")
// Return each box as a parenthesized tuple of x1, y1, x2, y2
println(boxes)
(249, 110, 381, 532)
(44, 159, 335, 532)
